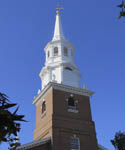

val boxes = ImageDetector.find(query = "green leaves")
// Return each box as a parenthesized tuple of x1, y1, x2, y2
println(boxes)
(111, 131, 125, 150)
(0, 92, 26, 147)
(0, 103, 17, 110)
(117, 0, 125, 19)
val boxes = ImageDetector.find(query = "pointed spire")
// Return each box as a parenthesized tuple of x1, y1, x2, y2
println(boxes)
(52, 9, 65, 41)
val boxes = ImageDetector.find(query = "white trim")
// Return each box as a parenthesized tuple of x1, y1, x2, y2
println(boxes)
(41, 111, 46, 118)
(70, 94, 74, 97)
(42, 98, 45, 102)
(44, 39, 75, 52)
(68, 109, 79, 113)
(32, 82, 94, 105)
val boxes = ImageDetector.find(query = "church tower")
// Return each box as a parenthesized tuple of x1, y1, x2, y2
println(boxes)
(32, 10, 98, 150)
(39, 9, 81, 89)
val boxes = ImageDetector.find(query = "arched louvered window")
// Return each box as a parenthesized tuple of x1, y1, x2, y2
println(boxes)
(54, 47, 58, 56)
(64, 47, 68, 56)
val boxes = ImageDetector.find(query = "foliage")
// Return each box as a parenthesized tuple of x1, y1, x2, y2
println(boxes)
(117, 0, 125, 19)
(0, 92, 26, 148)
(8, 137, 21, 150)
(111, 131, 125, 150)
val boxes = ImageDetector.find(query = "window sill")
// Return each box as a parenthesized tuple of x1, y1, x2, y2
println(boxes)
(41, 111, 46, 118)
(68, 109, 79, 113)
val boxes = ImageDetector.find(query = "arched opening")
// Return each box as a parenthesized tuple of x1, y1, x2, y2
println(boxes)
(65, 67, 72, 71)
(47, 51, 50, 58)
(42, 101, 46, 114)
(54, 47, 58, 56)
(64, 47, 68, 56)
(68, 96, 76, 110)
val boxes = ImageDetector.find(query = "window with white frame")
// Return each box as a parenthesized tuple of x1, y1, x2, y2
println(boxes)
(42, 101, 46, 114)
(54, 47, 58, 56)
(68, 95, 76, 110)
(64, 47, 68, 56)
(70, 137, 80, 150)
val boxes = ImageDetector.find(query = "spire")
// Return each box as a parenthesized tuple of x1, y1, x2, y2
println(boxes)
(52, 9, 65, 41)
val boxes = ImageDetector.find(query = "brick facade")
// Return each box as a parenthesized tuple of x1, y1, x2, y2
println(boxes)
(33, 84, 98, 150)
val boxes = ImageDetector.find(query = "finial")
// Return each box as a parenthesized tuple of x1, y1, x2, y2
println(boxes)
(56, 7, 64, 14)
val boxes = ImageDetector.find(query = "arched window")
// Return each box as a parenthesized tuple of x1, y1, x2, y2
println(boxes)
(42, 101, 46, 114)
(65, 67, 72, 71)
(64, 47, 68, 56)
(68, 96, 76, 110)
(54, 47, 58, 56)
(47, 51, 50, 58)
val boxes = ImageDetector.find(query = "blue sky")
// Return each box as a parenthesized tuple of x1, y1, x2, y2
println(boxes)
(0, 0, 125, 149)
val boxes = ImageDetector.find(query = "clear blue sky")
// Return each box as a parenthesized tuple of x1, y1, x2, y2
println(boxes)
(0, 0, 125, 149)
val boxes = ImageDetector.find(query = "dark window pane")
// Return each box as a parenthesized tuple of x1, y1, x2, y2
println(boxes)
(48, 51, 50, 58)
(54, 47, 58, 56)
(68, 97, 75, 107)
(65, 67, 72, 71)
(70, 137, 80, 150)
(64, 47, 68, 56)
(42, 101, 46, 113)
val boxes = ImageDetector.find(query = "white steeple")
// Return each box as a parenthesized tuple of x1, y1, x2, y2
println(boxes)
(52, 10, 65, 41)
(39, 10, 81, 90)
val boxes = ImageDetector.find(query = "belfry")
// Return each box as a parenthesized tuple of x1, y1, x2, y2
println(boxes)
(40, 9, 81, 89)
(17, 9, 107, 150)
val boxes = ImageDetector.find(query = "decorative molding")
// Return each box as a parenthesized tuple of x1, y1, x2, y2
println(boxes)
(44, 39, 75, 52)
(33, 86, 52, 105)
(32, 82, 94, 105)
(51, 82, 94, 96)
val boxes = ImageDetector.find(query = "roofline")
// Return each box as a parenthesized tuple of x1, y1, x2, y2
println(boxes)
(32, 82, 94, 105)
(98, 144, 108, 150)
(17, 137, 51, 150)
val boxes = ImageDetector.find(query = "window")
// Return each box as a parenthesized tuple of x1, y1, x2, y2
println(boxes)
(47, 51, 50, 58)
(64, 47, 68, 56)
(65, 67, 72, 71)
(54, 47, 58, 56)
(67, 95, 79, 113)
(42, 101, 46, 114)
(68, 96, 76, 110)
(70, 137, 80, 150)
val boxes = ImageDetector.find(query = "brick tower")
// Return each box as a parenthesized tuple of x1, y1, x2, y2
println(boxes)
(32, 9, 98, 150)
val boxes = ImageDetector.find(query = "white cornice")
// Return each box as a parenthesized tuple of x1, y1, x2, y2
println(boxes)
(32, 82, 94, 105)
(44, 39, 74, 52)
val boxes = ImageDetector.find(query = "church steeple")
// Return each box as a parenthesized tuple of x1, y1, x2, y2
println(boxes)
(17, 8, 99, 150)
(52, 9, 65, 41)
(39, 10, 81, 90)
